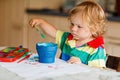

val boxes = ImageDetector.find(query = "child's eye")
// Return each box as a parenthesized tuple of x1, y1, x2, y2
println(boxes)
(77, 26, 82, 28)
(71, 23, 74, 26)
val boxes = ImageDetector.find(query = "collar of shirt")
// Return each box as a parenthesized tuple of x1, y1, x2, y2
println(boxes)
(68, 33, 104, 48)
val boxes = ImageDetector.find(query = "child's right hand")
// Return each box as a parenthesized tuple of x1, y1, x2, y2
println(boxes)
(29, 18, 57, 38)
(29, 18, 44, 27)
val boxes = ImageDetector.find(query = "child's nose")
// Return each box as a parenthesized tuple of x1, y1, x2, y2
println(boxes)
(71, 26, 77, 31)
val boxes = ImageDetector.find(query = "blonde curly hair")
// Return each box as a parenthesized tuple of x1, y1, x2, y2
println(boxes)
(69, 1, 106, 38)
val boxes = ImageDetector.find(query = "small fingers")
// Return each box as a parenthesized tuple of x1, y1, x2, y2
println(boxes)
(29, 19, 34, 27)
(29, 19, 40, 27)
(67, 57, 81, 64)
(67, 60, 81, 64)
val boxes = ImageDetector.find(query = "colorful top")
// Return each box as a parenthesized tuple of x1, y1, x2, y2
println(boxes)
(56, 30, 106, 68)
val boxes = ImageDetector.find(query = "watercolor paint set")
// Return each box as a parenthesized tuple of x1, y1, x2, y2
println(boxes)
(0, 47, 29, 62)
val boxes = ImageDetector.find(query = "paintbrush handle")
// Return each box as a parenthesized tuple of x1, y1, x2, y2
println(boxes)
(17, 55, 30, 63)
(34, 25, 46, 38)
(34, 26, 40, 32)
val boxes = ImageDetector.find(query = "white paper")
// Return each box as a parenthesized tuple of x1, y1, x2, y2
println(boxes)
(0, 54, 91, 80)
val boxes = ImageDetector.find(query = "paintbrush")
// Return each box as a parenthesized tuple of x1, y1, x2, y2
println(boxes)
(34, 25, 46, 38)
(17, 54, 31, 63)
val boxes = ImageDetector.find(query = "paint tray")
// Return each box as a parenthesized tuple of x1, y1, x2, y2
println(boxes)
(0, 47, 29, 62)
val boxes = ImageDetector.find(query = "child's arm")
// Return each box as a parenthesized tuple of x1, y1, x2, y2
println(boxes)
(29, 18, 57, 38)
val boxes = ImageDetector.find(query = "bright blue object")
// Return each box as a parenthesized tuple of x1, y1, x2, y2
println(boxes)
(36, 42, 58, 63)
(60, 52, 71, 61)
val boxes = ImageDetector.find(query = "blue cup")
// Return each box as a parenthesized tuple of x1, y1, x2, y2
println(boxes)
(36, 42, 58, 63)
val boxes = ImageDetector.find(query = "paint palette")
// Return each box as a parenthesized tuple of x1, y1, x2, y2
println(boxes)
(0, 47, 29, 62)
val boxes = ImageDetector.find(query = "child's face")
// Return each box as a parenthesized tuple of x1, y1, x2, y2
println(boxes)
(69, 14, 92, 41)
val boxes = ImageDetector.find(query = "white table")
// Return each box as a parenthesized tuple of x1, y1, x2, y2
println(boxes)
(0, 47, 120, 80)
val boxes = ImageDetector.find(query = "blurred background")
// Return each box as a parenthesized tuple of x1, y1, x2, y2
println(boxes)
(0, 0, 120, 58)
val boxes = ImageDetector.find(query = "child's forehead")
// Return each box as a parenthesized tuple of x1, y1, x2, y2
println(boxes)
(70, 14, 89, 27)
(70, 13, 87, 22)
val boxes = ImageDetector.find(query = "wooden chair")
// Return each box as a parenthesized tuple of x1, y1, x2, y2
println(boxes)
(106, 54, 120, 72)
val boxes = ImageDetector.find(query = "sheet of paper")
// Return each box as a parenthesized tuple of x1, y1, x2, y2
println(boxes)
(0, 54, 91, 80)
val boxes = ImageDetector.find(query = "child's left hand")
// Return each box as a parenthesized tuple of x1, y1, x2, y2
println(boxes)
(67, 57, 81, 64)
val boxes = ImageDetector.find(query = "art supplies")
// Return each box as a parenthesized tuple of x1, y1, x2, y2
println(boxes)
(35, 25, 46, 38)
(36, 42, 58, 63)
(0, 47, 29, 62)
(17, 54, 31, 63)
